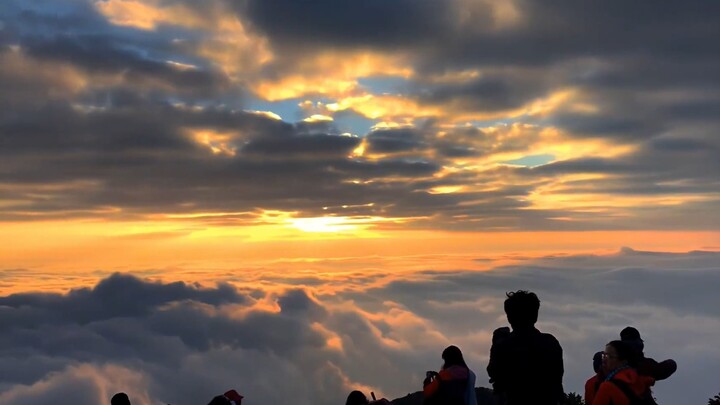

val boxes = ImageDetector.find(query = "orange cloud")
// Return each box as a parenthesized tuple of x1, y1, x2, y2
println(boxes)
(94, 0, 210, 30)
(186, 128, 240, 156)
(251, 51, 412, 101)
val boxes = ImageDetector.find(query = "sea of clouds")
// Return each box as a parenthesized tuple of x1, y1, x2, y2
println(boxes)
(1, 248, 719, 405)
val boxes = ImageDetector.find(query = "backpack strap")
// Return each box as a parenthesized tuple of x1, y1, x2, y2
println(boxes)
(608, 379, 642, 405)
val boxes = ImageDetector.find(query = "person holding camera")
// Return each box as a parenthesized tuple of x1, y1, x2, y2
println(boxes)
(423, 345, 477, 405)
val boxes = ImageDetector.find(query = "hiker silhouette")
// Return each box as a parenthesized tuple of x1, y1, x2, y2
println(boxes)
(207, 390, 244, 405)
(619, 326, 676, 404)
(620, 326, 677, 381)
(346, 390, 390, 405)
(486, 290, 564, 405)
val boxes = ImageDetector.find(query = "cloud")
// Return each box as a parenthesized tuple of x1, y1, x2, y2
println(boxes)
(0, 364, 152, 405)
(1, 250, 720, 404)
(0, 0, 719, 231)
(241, 0, 451, 50)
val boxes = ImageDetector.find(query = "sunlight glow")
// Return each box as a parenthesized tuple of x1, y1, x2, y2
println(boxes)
(289, 216, 371, 233)
(428, 186, 465, 194)
(350, 138, 368, 158)
(303, 114, 334, 123)
(251, 51, 412, 100)
(187, 129, 238, 156)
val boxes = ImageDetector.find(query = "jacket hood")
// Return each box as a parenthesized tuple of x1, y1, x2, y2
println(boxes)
(613, 367, 655, 396)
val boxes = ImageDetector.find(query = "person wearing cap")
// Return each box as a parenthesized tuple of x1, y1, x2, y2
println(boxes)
(620, 327, 677, 381)
(207, 389, 243, 405)
(224, 389, 243, 405)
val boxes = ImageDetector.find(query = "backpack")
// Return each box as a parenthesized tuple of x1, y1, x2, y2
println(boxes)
(608, 379, 657, 405)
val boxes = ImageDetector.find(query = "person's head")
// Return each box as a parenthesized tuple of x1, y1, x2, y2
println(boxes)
(620, 326, 642, 341)
(111, 392, 131, 405)
(207, 396, 231, 405)
(592, 351, 604, 374)
(620, 326, 645, 354)
(504, 290, 540, 328)
(602, 340, 636, 374)
(441, 345, 468, 369)
(346, 390, 369, 405)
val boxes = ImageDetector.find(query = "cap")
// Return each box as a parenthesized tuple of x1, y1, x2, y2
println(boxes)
(620, 326, 643, 342)
(224, 390, 243, 405)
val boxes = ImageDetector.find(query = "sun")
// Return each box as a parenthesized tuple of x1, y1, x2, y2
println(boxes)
(288, 216, 361, 233)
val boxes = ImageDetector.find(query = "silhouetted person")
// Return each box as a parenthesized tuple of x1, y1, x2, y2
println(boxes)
(620, 326, 675, 404)
(207, 390, 243, 405)
(486, 290, 564, 405)
(591, 340, 654, 405)
(584, 351, 606, 404)
(620, 326, 677, 381)
(208, 395, 231, 405)
(423, 345, 476, 405)
(346, 390, 390, 405)
(111, 392, 131, 405)
(346, 391, 369, 405)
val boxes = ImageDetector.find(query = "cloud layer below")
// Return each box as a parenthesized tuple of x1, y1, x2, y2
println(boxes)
(2, 248, 719, 405)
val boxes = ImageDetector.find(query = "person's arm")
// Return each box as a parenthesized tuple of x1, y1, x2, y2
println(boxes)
(651, 358, 677, 381)
(487, 341, 504, 389)
(423, 370, 443, 398)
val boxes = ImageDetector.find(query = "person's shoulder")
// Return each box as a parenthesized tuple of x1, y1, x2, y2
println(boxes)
(491, 333, 513, 350)
(537, 331, 561, 346)
(585, 374, 599, 388)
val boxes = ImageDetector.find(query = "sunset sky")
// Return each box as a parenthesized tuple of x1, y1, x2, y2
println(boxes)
(1, 1, 719, 404)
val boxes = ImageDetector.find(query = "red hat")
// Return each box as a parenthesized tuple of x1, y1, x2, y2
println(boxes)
(224, 390, 243, 405)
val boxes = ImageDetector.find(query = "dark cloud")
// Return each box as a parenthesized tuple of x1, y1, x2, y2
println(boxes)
(365, 128, 428, 154)
(0, 273, 246, 325)
(242, 0, 451, 50)
(416, 75, 547, 113)
(241, 133, 360, 158)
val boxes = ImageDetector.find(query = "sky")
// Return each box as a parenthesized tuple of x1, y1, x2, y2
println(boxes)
(0, 0, 719, 404)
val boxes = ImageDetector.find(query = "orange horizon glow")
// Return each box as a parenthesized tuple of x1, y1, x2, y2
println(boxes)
(2, 214, 718, 294)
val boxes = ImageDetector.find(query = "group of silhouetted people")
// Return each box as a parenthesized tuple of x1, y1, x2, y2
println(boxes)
(111, 389, 243, 405)
(112, 290, 677, 405)
(584, 327, 677, 405)
(348, 290, 676, 405)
